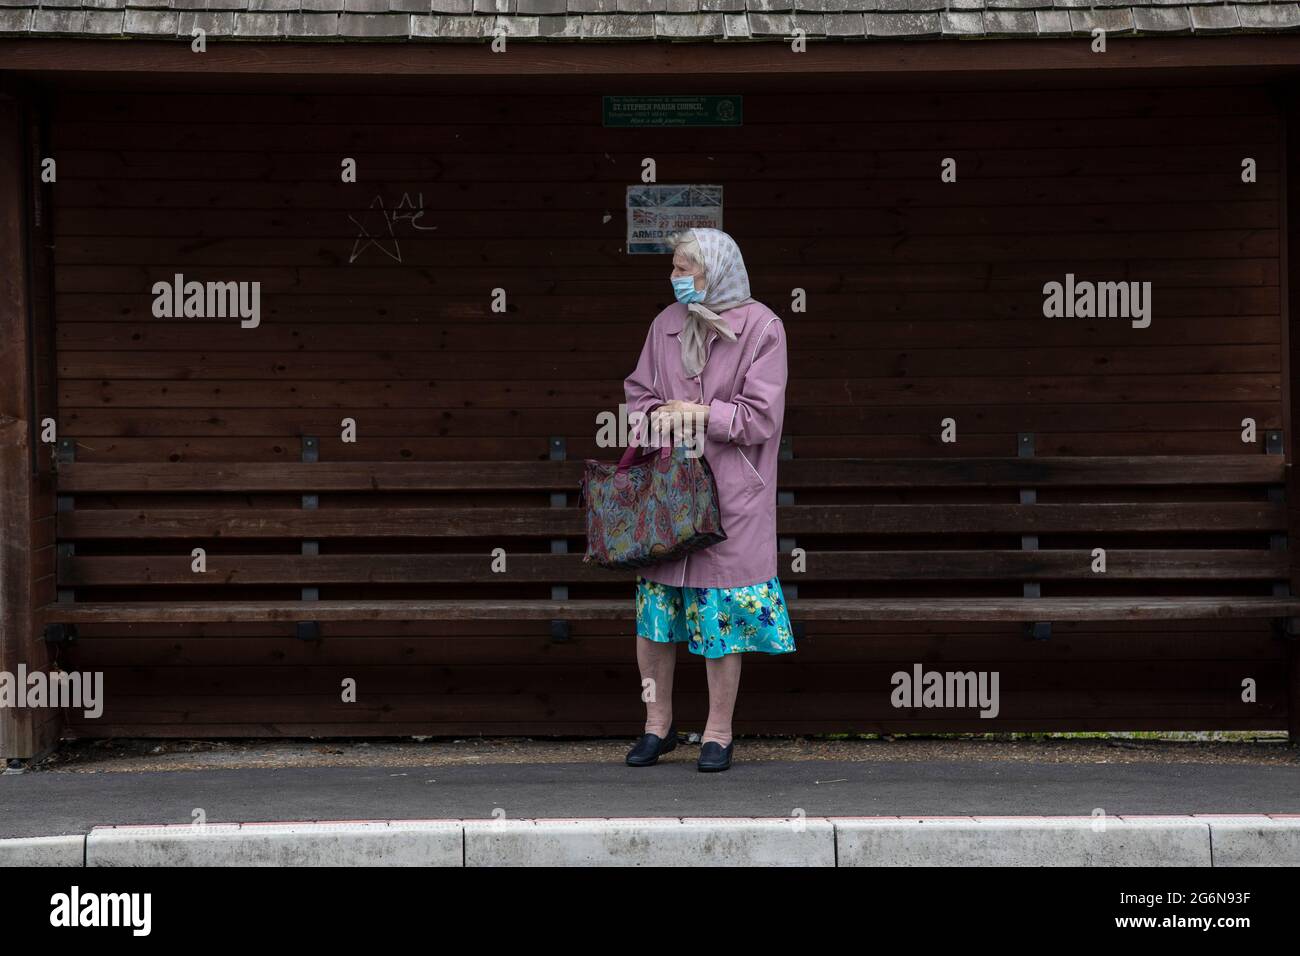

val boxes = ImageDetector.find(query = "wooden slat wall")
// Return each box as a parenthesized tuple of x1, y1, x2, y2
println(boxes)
(48, 81, 1291, 738)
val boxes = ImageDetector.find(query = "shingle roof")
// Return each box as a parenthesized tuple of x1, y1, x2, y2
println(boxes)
(1, 0, 1298, 41)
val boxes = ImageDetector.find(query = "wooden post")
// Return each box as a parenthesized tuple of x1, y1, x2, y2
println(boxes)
(0, 90, 59, 763)
(1284, 81, 1300, 746)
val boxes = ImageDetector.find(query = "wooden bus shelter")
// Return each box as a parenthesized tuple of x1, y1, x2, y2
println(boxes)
(5, 8, 1300, 760)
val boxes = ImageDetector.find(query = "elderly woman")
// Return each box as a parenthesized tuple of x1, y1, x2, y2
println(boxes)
(621, 227, 795, 773)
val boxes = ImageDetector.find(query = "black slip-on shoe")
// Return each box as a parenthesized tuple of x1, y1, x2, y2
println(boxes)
(697, 740, 734, 772)
(625, 723, 677, 766)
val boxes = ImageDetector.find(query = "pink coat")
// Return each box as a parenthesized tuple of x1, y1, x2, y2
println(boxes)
(623, 300, 787, 589)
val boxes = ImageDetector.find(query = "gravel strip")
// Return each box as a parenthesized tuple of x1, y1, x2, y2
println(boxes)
(27, 733, 1298, 774)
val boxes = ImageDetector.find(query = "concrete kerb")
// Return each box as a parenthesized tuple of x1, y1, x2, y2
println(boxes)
(1, 816, 1297, 866)
(463, 817, 836, 866)
(86, 820, 464, 867)
(1190, 814, 1300, 867)
(0, 834, 85, 866)
(833, 816, 1213, 866)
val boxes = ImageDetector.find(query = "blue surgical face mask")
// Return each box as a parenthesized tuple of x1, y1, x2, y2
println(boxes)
(671, 274, 705, 305)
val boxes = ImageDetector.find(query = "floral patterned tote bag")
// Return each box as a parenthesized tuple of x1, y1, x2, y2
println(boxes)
(579, 442, 726, 571)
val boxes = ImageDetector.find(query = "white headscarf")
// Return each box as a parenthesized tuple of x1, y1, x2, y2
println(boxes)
(674, 228, 756, 378)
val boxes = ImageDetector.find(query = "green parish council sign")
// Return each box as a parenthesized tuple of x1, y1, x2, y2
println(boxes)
(603, 95, 743, 128)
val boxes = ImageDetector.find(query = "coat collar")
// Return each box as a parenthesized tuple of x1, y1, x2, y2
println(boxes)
(662, 302, 750, 337)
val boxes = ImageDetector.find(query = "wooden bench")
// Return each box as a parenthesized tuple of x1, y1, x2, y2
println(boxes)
(37, 434, 1300, 643)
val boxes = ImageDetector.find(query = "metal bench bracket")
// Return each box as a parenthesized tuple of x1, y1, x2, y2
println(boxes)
(42, 622, 78, 645)
(1019, 433, 1051, 640)
(56, 438, 76, 605)
(299, 436, 321, 640)
(1266, 430, 1290, 639)
(549, 435, 571, 642)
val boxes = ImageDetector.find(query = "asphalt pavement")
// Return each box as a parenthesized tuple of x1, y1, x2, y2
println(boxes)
(5, 754, 1300, 839)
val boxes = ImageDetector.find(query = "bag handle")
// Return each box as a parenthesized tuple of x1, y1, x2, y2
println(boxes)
(616, 440, 672, 472)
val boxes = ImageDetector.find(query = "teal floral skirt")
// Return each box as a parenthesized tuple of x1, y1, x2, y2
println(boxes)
(635, 575, 797, 659)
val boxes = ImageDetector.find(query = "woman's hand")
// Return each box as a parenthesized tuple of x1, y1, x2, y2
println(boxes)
(651, 400, 710, 447)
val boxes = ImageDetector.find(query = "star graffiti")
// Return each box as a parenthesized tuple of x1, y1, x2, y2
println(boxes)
(347, 192, 437, 265)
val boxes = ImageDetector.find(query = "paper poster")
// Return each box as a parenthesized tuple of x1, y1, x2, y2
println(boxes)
(626, 184, 723, 255)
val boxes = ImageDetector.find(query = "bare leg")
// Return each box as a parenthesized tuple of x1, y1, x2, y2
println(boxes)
(637, 636, 676, 737)
(702, 652, 742, 747)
